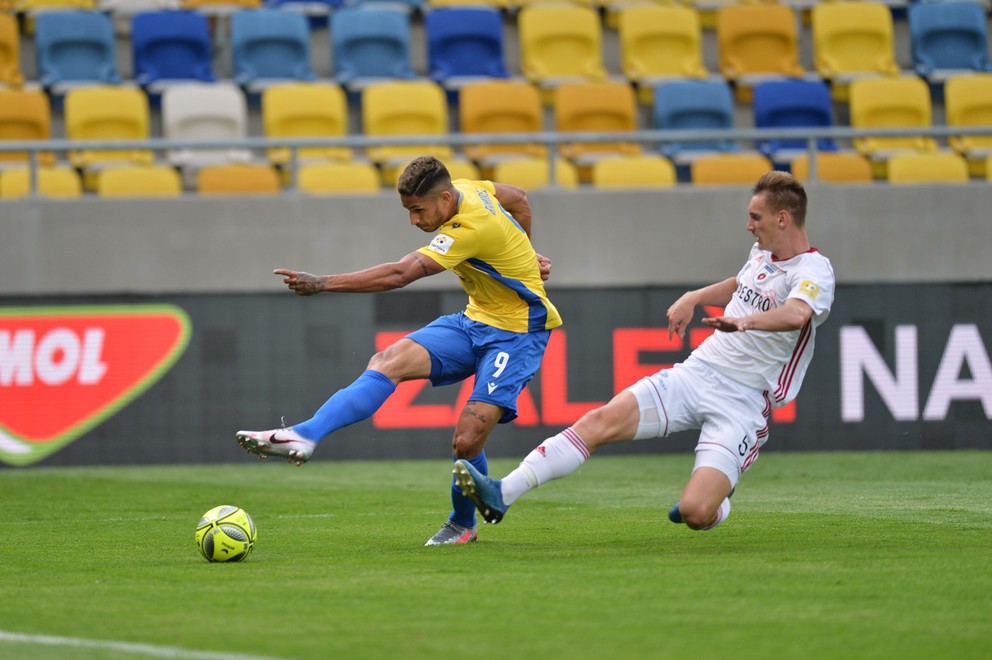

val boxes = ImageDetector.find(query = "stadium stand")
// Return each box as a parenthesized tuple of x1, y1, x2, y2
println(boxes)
(424, 7, 508, 93)
(331, 7, 416, 93)
(886, 151, 969, 184)
(945, 73, 992, 177)
(458, 79, 547, 166)
(617, 5, 708, 104)
(231, 8, 315, 91)
(96, 164, 183, 197)
(517, 5, 607, 95)
(0, 165, 82, 198)
(0, 11, 24, 87)
(262, 81, 351, 164)
(653, 78, 739, 165)
(752, 79, 837, 164)
(181, 0, 260, 9)
(908, 2, 992, 83)
(715, 4, 805, 100)
(64, 86, 155, 172)
(0, 88, 54, 164)
(161, 82, 252, 178)
(361, 80, 453, 172)
(35, 10, 121, 91)
(553, 80, 641, 168)
(491, 156, 580, 190)
(691, 153, 773, 186)
(131, 10, 215, 91)
(812, 2, 900, 101)
(197, 162, 281, 194)
(297, 160, 380, 194)
(590, 154, 677, 189)
(790, 152, 873, 184)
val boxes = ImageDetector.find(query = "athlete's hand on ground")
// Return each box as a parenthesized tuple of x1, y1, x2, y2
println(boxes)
(536, 253, 552, 281)
(702, 316, 747, 333)
(274, 269, 325, 296)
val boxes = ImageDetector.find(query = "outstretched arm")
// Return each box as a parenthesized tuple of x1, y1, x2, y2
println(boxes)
(274, 251, 446, 295)
(667, 277, 737, 339)
(703, 297, 813, 333)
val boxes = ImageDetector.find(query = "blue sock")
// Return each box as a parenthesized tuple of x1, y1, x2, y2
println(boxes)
(292, 370, 396, 441)
(450, 450, 487, 528)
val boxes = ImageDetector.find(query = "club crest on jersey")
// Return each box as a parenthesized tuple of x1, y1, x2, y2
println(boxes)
(428, 233, 455, 255)
(755, 264, 777, 282)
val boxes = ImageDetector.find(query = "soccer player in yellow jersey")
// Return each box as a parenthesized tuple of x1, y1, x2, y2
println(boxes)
(236, 156, 562, 545)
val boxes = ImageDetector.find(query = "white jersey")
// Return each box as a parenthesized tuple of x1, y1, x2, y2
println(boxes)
(693, 243, 835, 407)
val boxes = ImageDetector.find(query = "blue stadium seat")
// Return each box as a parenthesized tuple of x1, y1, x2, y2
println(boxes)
(752, 79, 837, 163)
(425, 7, 508, 90)
(231, 8, 316, 90)
(653, 79, 738, 164)
(331, 7, 415, 91)
(908, 2, 992, 81)
(132, 10, 215, 90)
(264, 0, 340, 28)
(35, 11, 120, 90)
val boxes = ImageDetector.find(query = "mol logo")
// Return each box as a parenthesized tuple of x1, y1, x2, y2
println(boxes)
(0, 305, 191, 466)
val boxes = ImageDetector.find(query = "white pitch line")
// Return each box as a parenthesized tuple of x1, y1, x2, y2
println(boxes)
(0, 630, 287, 660)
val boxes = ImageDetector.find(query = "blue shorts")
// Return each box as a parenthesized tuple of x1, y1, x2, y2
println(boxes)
(406, 313, 551, 423)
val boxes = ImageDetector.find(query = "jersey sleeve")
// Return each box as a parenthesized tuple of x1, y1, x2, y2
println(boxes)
(786, 255, 835, 321)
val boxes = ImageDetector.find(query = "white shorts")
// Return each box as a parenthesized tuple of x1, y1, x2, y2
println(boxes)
(624, 355, 770, 488)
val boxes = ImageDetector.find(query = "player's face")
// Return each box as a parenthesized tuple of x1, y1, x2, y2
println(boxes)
(746, 193, 781, 252)
(401, 192, 448, 233)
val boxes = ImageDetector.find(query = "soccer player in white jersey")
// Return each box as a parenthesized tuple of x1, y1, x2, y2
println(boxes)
(235, 156, 561, 545)
(454, 171, 835, 532)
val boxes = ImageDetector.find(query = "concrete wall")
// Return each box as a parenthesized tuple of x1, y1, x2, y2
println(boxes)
(2, 183, 991, 297)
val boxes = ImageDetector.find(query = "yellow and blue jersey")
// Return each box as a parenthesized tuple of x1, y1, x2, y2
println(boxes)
(417, 179, 562, 334)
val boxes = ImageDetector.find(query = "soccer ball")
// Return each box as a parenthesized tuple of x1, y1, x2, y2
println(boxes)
(195, 505, 256, 562)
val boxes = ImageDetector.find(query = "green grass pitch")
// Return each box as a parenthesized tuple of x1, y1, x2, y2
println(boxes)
(1, 451, 990, 660)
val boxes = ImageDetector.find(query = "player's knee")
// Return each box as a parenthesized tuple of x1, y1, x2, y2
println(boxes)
(677, 498, 719, 530)
(451, 432, 485, 459)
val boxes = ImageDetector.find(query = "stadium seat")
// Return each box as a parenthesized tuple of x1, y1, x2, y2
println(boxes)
(518, 6, 607, 92)
(945, 74, 992, 176)
(99, 0, 181, 13)
(131, 10, 215, 90)
(297, 160, 381, 194)
(0, 88, 54, 164)
(849, 76, 939, 165)
(35, 10, 121, 90)
(752, 79, 837, 164)
(96, 165, 183, 197)
(0, 166, 82, 198)
(653, 79, 738, 165)
(886, 152, 969, 184)
(790, 152, 873, 184)
(182, 0, 260, 9)
(908, 2, 992, 82)
(691, 153, 773, 186)
(715, 4, 805, 94)
(231, 8, 315, 91)
(617, 6, 707, 104)
(0, 12, 24, 88)
(491, 157, 580, 190)
(161, 82, 252, 171)
(425, 7, 508, 92)
(812, 2, 900, 100)
(64, 86, 155, 169)
(553, 80, 641, 164)
(345, 0, 423, 13)
(590, 155, 677, 189)
(361, 80, 453, 167)
(197, 162, 281, 194)
(262, 82, 351, 165)
(459, 79, 546, 164)
(331, 7, 415, 92)
(426, 0, 506, 8)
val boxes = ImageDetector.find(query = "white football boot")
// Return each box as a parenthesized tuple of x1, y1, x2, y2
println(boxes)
(235, 427, 317, 466)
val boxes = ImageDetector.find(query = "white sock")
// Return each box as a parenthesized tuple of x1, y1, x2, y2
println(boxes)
(500, 428, 590, 505)
(702, 497, 732, 531)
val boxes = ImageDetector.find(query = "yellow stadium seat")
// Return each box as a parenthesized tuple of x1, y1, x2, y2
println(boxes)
(0, 88, 54, 165)
(64, 86, 154, 170)
(812, 2, 900, 100)
(716, 5, 804, 90)
(886, 152, 969, 184)
(945, 74, 992, 177)
(987, 154, 992, 182)
(263, 82, 351, 166)
(518, 6, 607, 92)
(459, 80, 546, 164)
(591, 155, 676, 188)
(553, 80, 641, 164)
(849, 76, 938, 167)
(691, 153, 773, 185)
(197, 163, 281, 195)
(618, 6, 707, 104)
(14, 0, 96, 9)
(96, 165, 183, 197)
(297, 161, 381, 194)
(0, 12, 24, 88)
(0, 166, 82, 198)
(361, 80, 453, 166)
(491, 157, 579, 190)
(790, 152, 873, 183)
